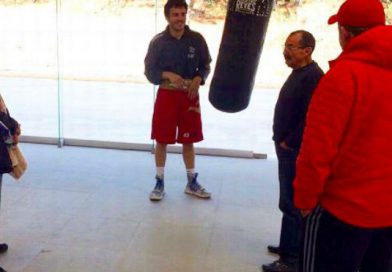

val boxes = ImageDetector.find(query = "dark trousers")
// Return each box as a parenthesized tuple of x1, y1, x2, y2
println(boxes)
(301, 206, 392, 272)
(275, 143, 302, 265)
(0, 175, 2, 208)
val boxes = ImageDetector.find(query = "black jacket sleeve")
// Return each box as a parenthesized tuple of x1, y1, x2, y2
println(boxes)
(0, 110, 18, 136)
(0, 109, 17, 174)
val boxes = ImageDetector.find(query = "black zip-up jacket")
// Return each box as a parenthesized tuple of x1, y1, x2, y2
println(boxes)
(144, 25, 211, 85)
(273, 61, 324, 150)
(0, 108, 18, 174)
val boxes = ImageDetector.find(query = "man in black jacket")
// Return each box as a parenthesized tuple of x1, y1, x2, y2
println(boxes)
(0, 94, 20, 272)
(262, 30, 323, 272)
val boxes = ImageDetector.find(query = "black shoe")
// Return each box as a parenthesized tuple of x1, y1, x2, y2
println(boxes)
(0, 244, 7, 254)
(0, 266, 6, 272)
(267, 245, 281, 255)
(262, 260, 297, 272)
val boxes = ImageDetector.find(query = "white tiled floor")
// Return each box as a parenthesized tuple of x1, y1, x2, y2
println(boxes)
(0, 143, 281, 272)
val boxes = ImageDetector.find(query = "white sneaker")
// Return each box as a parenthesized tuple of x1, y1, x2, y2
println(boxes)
(184, 173, 211, 199)
(149, 176, 165, 201)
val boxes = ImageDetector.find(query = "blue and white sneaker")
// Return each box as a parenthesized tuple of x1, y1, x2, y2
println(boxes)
(185, 173, 211, 199)
(149, 176, 165, 201)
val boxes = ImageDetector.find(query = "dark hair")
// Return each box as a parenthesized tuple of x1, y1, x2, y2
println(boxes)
(164, 0, 188, 18)
(342, 25, 369, 37)
(290, 30, 316, 53)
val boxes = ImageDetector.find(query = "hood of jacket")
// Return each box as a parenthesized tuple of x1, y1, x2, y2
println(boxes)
(330, 25, 392, 70)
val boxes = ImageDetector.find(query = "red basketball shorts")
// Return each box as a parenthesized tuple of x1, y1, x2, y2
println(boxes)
(151, 88, 203, 144)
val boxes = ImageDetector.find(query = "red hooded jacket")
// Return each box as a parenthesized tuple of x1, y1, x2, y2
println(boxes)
(294, 26, 392, 228)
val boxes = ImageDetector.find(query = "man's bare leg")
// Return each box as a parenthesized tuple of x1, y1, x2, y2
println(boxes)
(150, 142, 167, 201)
(183, 143, 211, 199)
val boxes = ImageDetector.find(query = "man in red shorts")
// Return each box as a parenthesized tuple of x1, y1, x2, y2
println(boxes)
(144, 0, 212, 201)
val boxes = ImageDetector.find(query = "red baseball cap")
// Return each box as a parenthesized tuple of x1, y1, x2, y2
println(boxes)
(328, 0, 385, 27)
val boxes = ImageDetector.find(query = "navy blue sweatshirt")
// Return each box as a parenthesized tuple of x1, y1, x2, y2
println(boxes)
(273, 61, 324, 150)
(144, 25, 211, 85)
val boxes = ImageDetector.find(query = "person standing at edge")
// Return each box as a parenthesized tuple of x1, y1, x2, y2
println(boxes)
(294, 0, 392, 271)
(144, 0, 212, 201)
(263, 30, 323, 272)
(0, 93, 21, 272)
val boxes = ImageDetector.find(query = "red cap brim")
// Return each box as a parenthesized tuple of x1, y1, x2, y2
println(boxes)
(328, 14, 338, 24)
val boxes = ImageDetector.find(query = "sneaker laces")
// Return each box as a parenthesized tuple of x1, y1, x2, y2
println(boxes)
(189, 173, 206, 192)
(154, 177, 164, 191)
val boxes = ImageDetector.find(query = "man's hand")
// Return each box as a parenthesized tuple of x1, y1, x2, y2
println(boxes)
(300, 209, 312, 217)
(279, 141, 293, 151)
(13, 123, 21, 144)
(162, 71, 184, 88)
(188, 76, 202, 99)
(15, 123, 21, 136)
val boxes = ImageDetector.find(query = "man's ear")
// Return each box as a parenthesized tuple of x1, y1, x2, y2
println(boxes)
(304, 47, 313, 56)
(339, 25, 352, 40)
(338, 25, 352, 48)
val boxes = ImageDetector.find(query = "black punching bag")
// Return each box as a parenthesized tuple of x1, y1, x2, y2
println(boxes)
(209, 0, 274, 113)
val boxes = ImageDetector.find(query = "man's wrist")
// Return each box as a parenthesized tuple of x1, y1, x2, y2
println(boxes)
(193, 76, 202, 83)
(161, 71, 171, 80)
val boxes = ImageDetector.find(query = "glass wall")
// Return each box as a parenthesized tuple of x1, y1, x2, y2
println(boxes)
(0, 1, 59, 139)
(60, 1, 157, 144)
(0, 0, 349, 157)
(187, 16, 276, 154)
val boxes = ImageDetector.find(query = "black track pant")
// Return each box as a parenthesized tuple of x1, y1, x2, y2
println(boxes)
(300, 206, 392, 272)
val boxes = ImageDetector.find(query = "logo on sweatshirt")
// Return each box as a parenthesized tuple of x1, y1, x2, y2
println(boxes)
(188, 46, 195, 59)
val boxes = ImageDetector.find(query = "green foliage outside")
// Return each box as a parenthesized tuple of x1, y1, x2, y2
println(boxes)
(1, 0, 391, 24)
(195, 0, 392, 24)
